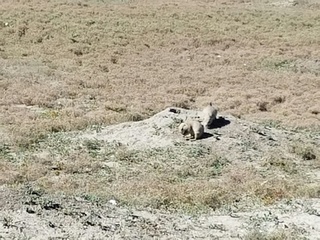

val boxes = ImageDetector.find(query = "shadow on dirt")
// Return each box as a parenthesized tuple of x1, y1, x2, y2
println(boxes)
(208, 117, 231, 129)
(201, 132, 214, 139)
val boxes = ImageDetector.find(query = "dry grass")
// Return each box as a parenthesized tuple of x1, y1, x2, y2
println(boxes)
(0, 0, 320, 213)
(1, 0, 320, 147)
(1, 135, 319, 213)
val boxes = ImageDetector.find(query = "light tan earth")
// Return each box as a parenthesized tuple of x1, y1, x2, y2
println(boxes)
(1, 186, 320, 239)
(1, 107, 319, 239)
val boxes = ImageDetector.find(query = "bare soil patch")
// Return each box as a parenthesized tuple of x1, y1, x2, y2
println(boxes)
(0, 0, 320, 238)
(1, 107, 319, 238)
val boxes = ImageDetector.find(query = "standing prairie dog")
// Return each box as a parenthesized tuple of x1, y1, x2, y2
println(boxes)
(201, 102, 218, 128)
(178, 119, 204, 140)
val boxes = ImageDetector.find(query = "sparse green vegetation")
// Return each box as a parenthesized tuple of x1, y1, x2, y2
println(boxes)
(0, 0, 319, 238)
(263, 155, 298, 175)
(0, 131, 316, 214)
(290, 143, 318, 161)
(259, 58, 296, 72)
(209, 156, 230, 177)
(245, 229, 308, 240)
(0, 143, 10, 158)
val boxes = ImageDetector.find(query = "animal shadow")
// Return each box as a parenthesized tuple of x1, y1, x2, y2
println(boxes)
(207, 117, 230, 129)
(201, 132, 214, 139)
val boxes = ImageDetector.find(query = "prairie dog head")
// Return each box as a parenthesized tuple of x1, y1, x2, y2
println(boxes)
(178, 122, 191, 136)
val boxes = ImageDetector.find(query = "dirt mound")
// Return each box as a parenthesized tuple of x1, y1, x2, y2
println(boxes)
(80, 107, 318, 169)
(0, 107, 319, 239)
(80, 107, 228, 150)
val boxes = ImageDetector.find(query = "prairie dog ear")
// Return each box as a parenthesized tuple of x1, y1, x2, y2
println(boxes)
(178, 122, 190, 136)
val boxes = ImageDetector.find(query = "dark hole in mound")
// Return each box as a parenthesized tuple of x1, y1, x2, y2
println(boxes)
(169, 108, 181, 114)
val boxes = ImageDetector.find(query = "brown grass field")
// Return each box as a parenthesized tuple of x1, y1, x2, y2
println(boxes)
(0, 0, 320, 236)
(1, 0, 319, 145)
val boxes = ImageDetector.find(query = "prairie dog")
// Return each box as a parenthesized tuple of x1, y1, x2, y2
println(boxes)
(201, 102, 218, 128)
(178, 119, 204, 140)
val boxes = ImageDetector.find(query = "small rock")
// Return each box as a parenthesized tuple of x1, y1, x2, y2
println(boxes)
(109, 199, 117, 205)
(103, 162, 120, 169)
(257, 131, 267, 136)
(132, 210, 157, 222)
(43, 201, 61, 210)
(48, 221, 56, 228)
(74, 196, 86, 202)
(85, 220, 96, 226)
(26, 207, 36, 214)
(173, 223, 188, 231)
(268, 136, 276, 141)
(209, 223, 226, 231)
